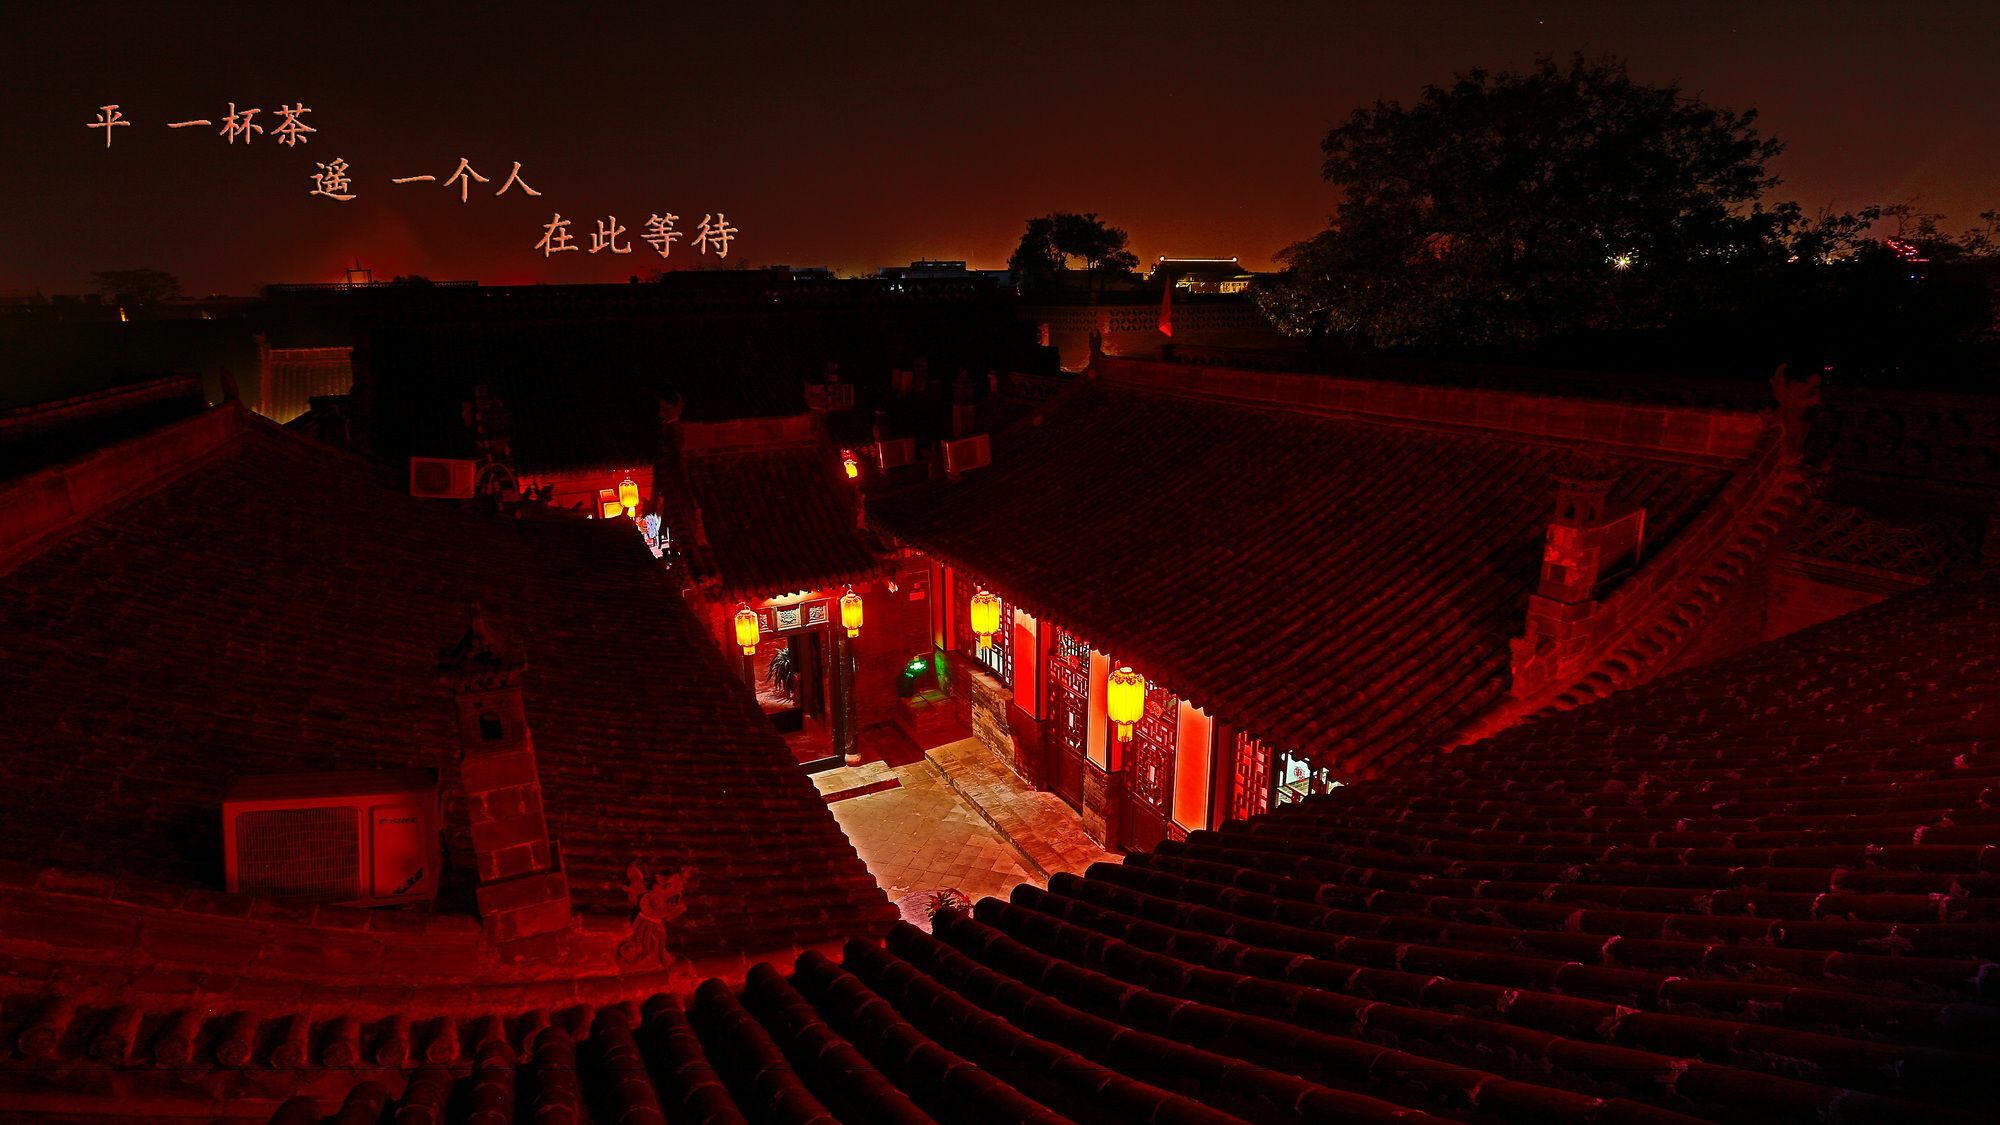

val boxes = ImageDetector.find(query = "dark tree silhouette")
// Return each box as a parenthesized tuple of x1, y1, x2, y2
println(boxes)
(1261, 55, 1808, 347)
(1008, 212, 1139, 295)
(88, 268, 181, 305)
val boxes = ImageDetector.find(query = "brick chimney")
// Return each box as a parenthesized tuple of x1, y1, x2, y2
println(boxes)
(470, 387, 517, 504)
(437, 609, 572, 952)
(1538, 467, 1619, 604)
(1511, 463, 1645, 699)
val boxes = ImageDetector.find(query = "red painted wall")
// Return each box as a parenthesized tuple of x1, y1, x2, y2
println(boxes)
(1172, 702, 1214, 832)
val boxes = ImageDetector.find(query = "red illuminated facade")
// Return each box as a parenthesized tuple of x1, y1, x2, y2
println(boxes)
(653, 414, 905, 768)
(869, 355, 1820, 851)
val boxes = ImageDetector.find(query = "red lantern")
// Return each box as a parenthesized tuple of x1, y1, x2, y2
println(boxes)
(733, 604, 761, 655)
(840, 587, 863, 637)
(1107, 666, 1145, 742)
(969, 590, 1002, 651)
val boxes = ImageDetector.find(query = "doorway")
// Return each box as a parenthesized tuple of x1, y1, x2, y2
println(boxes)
(1047, 628, 1090, 810)
(757, 629, 838, 770)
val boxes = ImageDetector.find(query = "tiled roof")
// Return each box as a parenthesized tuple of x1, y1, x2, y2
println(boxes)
(676, 439, 882, 600)
(0, 410, 892, 955)
(218, 574, 1998, 1123)
(0, 373, 206, 481)
(870, 373, 1735, 776)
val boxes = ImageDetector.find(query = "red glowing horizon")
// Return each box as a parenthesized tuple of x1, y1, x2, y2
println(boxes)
(11, 2, 2000, 296)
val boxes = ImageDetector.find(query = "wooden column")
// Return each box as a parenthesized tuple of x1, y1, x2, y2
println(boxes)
(834, 625, 859, 765)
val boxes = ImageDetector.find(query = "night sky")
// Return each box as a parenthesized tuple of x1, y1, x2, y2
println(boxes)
(8, 1, 1998, 295)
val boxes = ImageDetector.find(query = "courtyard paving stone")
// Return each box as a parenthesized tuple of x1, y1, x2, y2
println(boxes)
(824, 759, 1037, 915)
(924, 736, 1123, 880)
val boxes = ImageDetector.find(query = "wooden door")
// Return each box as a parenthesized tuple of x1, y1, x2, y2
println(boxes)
(1122, 679, 1178, 851)
(1048, 627, 1090, 809)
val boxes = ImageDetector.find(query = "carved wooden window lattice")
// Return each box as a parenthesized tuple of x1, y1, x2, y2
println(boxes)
(1275, 747, 1336, 807)
(1230, 731, 1272, 821)
(1128, 678, 1179, 813)
(1049, 626, 1090, 760)
(954, 582, 1013, 687)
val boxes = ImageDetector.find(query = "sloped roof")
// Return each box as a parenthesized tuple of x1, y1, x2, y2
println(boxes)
(0, 372, 205, 481)
(870, 366, 1738, 776)
(0, 410, 892, 955)
(123, 573, 1999, 1123)
(675, 434, 881, 600)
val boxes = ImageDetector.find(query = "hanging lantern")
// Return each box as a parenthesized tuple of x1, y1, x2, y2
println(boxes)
(840, 587, 863, 637)
(969, 590, 1002, 651)
(617, 475, 640, 515)
(1107, 666, 1146, 742)
(841, 451, 860, 480)
(733, 604, 761, 655)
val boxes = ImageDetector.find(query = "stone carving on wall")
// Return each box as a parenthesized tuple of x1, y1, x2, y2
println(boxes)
(618, 861, 690, 967)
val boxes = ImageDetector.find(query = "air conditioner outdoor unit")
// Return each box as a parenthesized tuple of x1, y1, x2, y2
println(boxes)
(874, 437, 916, 470)
(805, 383, 855, 412)
(941, 433, 991, 475)
(223, 770, 440, 908)
(409, 457, 477, 499)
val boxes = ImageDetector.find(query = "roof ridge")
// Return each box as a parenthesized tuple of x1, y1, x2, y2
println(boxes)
(0, 401, 256, 576)
(1447, 428, 1816, 752)
(1091, 355, 1772, 466)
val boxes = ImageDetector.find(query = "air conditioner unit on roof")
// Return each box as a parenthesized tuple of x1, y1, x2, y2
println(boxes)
(223, 770, 440, 908)
(874, 437, 916, 470)
(805, 383, 855, 412)
(409, 457, 476, 499)
(942, 434, 991, 475)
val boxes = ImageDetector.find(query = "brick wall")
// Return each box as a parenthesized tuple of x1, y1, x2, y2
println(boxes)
(1025, 303, 1284, 370)
(962, 660, 1013, 765)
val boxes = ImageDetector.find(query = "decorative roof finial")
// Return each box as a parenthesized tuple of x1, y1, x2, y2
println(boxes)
(438, 603, 526, 690)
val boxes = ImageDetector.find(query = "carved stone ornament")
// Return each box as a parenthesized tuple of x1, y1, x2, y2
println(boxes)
(617, 860, 690, 967)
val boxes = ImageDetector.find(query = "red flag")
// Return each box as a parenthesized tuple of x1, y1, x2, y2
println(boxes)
(1158, 277, 1174, 337)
